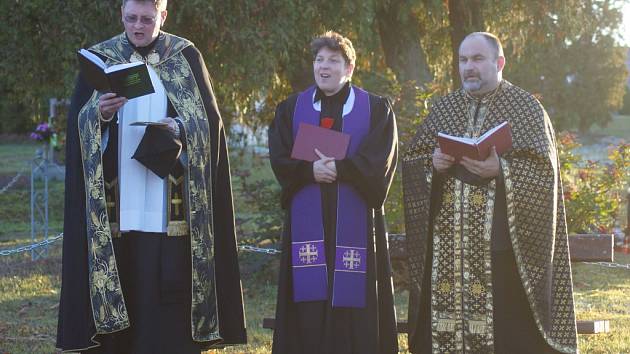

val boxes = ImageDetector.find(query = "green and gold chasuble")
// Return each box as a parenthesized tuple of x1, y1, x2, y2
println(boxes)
(403, 81, 578, 353)
(76, 32, 220, 343)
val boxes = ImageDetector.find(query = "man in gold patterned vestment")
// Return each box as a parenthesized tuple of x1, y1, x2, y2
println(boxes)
(403, 32, 578, 354)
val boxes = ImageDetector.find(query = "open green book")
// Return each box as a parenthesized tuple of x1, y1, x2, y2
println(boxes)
(77, 49, 155, 99)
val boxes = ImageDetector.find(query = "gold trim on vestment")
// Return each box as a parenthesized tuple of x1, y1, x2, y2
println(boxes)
(404, 81, 577, 353)
(78, 90, 130, 334)
(78, 31, 222, 345)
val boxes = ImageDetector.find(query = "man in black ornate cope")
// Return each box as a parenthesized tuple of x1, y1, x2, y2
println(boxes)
(56, 1, 246, 353)
(403, 32, 578, 353)
(268, 31, 399, 354)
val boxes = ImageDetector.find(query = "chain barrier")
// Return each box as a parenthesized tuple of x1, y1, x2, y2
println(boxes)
(238, 244, 281, 255)
(0, 234, 284, 257)
(2, 234, 628, 271)
(583, 261, 630, 270)
(0, 167, 27, 195)
(0, 233, 63, 257)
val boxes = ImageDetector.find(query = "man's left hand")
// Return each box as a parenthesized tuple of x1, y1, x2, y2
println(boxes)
(460, 146, 500, 178)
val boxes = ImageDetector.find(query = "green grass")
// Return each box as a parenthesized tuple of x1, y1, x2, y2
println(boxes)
(587, 114, 630, 139)
(573, 253, 630, 354)
(1, 142, 630, 353)
(1, 249, 628, 353)
(0, 144, 38, 175)
(0, 180, 64, 239)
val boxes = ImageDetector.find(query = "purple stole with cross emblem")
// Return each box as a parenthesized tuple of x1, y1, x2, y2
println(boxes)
(290, 85, 370, 308)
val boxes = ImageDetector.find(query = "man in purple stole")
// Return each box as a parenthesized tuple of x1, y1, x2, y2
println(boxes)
(269, 31, 399, 354)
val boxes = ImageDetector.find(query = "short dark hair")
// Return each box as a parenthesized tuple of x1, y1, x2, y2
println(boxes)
(122, 0, 167, 11)
(310, 31, 356, 67)
(465, 32, 504, 58)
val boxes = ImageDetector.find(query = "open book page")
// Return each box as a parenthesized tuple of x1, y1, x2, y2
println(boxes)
(105, 61, 144, 74)
(437, 132, 476, 145)
(78, 49, 106, 70)
(477, 121, 508, 143)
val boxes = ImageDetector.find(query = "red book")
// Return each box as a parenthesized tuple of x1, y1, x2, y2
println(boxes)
(437, 121, 512, 161)
(290, 122, 351, 162)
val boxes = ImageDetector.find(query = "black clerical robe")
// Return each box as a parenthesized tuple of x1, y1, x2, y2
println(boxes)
(56, 32, 246, 353)
(403, 80, 578, 354)
(269, 83, 399, 354)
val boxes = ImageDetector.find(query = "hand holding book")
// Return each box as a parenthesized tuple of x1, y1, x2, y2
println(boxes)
(99, 93, 128, 121)
(459, 146, 501, 178)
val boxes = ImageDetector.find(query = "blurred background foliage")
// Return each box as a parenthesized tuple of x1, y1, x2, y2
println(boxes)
(1, 0, 627, 135)
(1, 0, 628, 240)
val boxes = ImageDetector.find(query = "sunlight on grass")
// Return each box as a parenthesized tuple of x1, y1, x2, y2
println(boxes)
(1, 142, 629, 353)
(0, 274, 57, 302)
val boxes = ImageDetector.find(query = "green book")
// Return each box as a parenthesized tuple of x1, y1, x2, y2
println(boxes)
(77, 49, 155, 100)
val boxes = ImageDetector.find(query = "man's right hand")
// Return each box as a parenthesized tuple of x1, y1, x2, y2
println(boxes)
(433, 147, 455, 173)
(99, 93, 127, 120)
(313, 148, 337, 183)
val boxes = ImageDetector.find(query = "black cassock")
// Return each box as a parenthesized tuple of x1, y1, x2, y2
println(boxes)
(57, 37, 246, 354)
(269, 83, 399, 354)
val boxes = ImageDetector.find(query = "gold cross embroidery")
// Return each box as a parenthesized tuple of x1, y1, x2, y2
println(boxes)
(470, 192, 485, 208)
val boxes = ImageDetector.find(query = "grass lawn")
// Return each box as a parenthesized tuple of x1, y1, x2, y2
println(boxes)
(1, 242, 628, 353)
(0, 143, 38, 175)
(1, 141, 629, 353)
(588, 114, 630, 140)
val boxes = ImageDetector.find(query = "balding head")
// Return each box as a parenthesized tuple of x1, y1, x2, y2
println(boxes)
(462, 32, 504, 59)
(458, 32, 505, 96)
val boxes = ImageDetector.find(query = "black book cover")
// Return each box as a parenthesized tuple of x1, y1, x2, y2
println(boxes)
(77, 49, 155, 99)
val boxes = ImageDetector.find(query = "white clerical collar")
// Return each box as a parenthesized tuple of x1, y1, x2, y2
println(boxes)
(312, 86, 356, 117)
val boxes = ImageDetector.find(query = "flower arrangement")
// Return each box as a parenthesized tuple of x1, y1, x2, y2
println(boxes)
(29, 122, 57, 146)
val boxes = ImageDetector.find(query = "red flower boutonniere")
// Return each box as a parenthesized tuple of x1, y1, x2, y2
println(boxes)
(320, 117, 334, 129)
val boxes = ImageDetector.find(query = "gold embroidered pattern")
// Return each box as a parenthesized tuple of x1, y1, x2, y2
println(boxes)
(84, 32, 220, 342)
(152, 38, 219, 343)
(403, 81, 577, 353)
(469, 192, 484, 208)
(470, 281, 484, 297)
(78, 92, 129, 333)
(438, 281, 452, 295)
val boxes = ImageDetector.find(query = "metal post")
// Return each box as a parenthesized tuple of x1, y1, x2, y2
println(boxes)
(30, 145, 50, 260)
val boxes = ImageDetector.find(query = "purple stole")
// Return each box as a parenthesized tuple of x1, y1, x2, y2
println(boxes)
(291, 85, 370, 308)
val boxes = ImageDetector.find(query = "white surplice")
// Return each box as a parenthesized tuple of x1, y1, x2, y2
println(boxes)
(116, 65, 168, 233)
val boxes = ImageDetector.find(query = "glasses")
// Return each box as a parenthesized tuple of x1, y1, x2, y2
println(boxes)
(123, 14, 157, 25)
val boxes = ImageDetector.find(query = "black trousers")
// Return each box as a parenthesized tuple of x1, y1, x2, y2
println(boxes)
(84, 232, 202, 354)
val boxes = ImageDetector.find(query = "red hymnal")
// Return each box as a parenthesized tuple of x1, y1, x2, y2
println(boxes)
(290, 122, 350, 162)
(437, 121, 512, 161)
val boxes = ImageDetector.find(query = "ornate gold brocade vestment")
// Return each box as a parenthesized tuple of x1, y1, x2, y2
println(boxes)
(403, 81, 578, 353)
(77, 32, 221, 343)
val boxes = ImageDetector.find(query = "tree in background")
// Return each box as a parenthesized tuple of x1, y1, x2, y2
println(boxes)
(620, 85, 630, 114)
(2, 0, 626, 135)
(0, 0, 119, 133)
(1, 0, 627, 239)
(502, 0, 627, 132)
